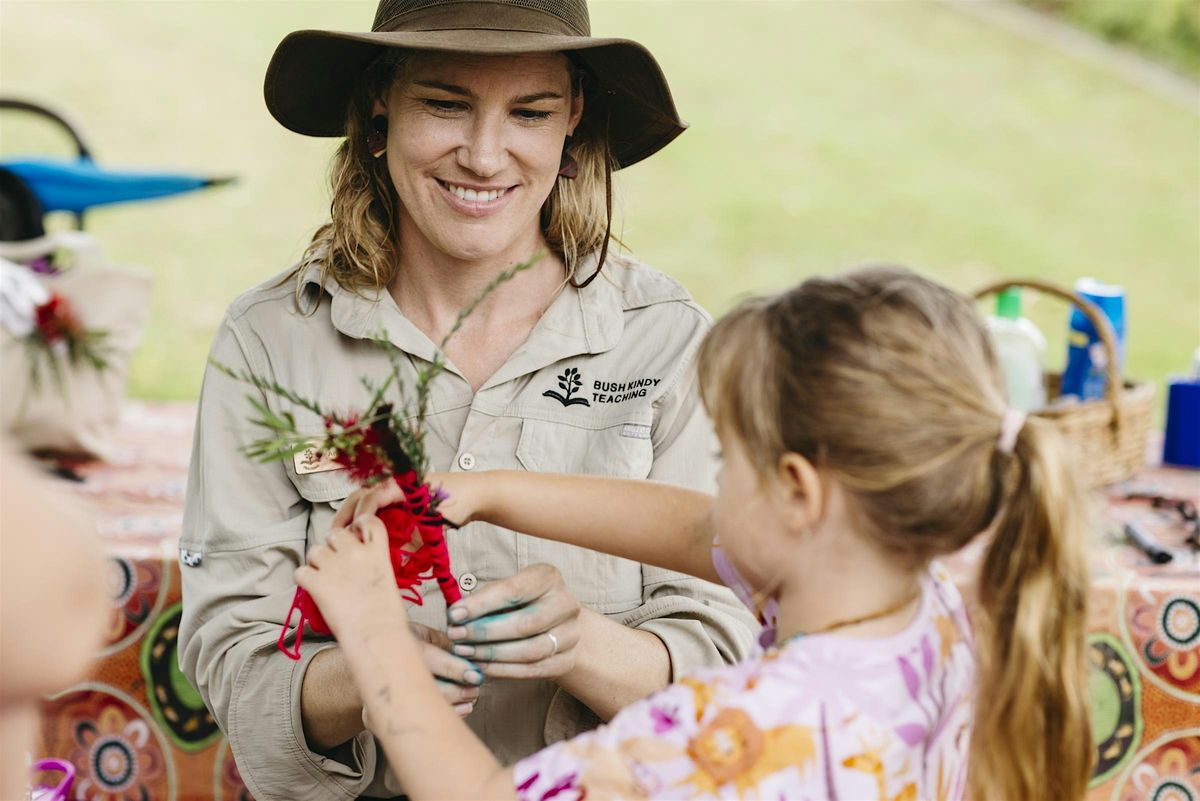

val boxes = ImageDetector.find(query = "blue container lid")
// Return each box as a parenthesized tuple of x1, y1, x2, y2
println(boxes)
(1070, 278, 1126, 337)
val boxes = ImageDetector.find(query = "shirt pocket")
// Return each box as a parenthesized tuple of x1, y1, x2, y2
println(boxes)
(515, 417, 654, 478)
(514, 418, 653, 613)
(281, 434, 361, 511)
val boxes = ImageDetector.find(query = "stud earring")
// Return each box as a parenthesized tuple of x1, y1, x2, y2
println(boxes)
(366, 115, 388, 159)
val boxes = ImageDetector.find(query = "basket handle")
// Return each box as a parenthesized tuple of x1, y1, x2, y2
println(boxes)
(972, 278, 1122, 430)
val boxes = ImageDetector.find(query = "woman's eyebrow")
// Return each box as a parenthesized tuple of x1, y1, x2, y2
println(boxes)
(414, 79, 471, 96)
(512, 91, 563, 103)
(412, 80, 562, 105)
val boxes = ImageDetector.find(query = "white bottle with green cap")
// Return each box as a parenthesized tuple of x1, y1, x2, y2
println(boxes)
(985, 287, 1048, 411)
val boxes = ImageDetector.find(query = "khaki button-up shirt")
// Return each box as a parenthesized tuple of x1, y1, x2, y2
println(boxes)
(178, 254, 758, 801)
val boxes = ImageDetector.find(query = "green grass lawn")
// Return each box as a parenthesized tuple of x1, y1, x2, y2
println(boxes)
(2, 1, 1197, 416)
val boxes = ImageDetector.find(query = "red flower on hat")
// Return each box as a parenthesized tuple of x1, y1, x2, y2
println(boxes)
(34, 292, 82, 345)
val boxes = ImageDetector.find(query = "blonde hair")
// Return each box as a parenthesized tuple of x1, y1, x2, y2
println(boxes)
(296, 49, 614, 298)
(698, 265, 1093, 801)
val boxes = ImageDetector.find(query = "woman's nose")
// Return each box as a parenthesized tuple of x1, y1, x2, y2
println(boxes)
(458, 114, 507, 178)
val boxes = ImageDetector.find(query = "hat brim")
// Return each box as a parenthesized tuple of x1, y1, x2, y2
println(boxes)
(264, 29, 687, 169)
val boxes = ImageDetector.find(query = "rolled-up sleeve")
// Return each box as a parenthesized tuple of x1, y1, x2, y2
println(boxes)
(177, 314, 377, 801)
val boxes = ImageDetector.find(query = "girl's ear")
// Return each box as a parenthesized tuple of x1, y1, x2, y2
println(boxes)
(775, 452, 824, 535)
(372, 98, 387, 117)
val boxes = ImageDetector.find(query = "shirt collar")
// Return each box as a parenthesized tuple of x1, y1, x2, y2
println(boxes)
(298, 252, 625, 384)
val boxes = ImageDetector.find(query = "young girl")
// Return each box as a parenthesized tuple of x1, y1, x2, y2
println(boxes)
(296, 265, 1093, 801)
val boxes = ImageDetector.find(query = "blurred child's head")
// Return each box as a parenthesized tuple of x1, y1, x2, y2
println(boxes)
(698, 264, 1092, 801)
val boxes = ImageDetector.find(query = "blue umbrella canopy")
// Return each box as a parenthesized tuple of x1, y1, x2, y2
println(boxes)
(0, 156, 233, 215)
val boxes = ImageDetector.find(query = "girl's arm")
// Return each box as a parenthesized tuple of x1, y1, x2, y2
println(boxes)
(296, 524, 516, 801)
(334, 471, 722, 585)
(346, 616, 514, 800)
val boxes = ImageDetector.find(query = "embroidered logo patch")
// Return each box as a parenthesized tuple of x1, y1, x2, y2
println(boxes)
(543, 367, 591, 407)
(180, 549, 203, 567)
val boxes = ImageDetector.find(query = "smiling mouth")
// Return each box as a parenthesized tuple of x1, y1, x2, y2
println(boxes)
(437, 180, 512, 203)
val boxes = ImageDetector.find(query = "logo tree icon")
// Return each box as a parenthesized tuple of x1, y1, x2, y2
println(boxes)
(544, 367, 590, 407)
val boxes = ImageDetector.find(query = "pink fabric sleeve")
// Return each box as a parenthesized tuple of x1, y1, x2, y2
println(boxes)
(513, 680, 704, 801)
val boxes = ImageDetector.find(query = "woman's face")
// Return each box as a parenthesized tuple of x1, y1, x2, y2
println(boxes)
(374, 51, 584, 264)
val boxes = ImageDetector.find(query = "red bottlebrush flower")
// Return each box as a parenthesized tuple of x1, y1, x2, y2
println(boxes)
(328, 425, 394, 483)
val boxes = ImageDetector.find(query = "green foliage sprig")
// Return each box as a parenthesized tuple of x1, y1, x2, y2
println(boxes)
(211, 254, 541, 483)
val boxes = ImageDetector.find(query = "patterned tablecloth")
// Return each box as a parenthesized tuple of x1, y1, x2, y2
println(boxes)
(32, 402, 1200, 801)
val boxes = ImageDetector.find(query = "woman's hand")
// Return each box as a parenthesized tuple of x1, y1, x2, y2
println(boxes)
(407, 622, 483, 717)
(445, 564, 582, 681)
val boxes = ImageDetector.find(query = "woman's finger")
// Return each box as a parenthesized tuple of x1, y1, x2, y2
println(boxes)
(452, 623, 578, 664)
(434, 678, 481, 706)
(477, 654, 574, 680)
(452, 702, 476, 717)
(446, 563, 560, 626)
(409, 621, 454, 651)
(447, 593, 575, 644)
(419, 640, 485, 688)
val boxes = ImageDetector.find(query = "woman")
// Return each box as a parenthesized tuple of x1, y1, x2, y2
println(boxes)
(178, 2, 756, 800)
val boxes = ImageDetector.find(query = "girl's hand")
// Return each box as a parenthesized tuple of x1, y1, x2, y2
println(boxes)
(294, 515, 403, 640)
(331, 472, 491, 530)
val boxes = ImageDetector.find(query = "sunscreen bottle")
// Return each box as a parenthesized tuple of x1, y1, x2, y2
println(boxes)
(986, 287, 1048, 411)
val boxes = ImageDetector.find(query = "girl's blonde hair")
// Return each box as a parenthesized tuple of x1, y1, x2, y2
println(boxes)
(296, 49, 614, 297)
(698, 265, 1092, 801)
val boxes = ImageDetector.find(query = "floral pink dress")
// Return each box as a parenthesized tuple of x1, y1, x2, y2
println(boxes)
(513, 563, 975, 801)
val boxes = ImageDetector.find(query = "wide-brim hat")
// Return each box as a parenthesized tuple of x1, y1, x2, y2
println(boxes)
(265, 0, 687, 169)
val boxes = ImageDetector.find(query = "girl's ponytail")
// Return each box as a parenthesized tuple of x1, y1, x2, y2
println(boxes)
(971, 416, 1093, 801)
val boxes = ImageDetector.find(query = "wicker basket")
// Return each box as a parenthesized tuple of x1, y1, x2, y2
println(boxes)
(973, 279, 1155, 488)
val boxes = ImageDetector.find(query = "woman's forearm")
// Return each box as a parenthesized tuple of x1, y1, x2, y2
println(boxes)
(473, 472, 721, 584)
(300, 647, 366, 752)
(557, 608, 670, 721)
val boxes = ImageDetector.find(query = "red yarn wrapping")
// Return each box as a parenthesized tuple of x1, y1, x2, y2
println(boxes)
(278, 470, 460, 660)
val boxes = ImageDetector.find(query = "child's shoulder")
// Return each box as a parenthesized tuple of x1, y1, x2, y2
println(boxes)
(755, 566, 974, 702)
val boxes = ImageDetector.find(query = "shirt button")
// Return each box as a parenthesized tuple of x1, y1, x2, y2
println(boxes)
(458, 572, 478, 592)
(458, 452, 477, 471)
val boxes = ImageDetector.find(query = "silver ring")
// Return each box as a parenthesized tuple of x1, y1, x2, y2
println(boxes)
(546, 631, 559, 657)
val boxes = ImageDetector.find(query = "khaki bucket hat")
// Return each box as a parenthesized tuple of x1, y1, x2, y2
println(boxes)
(264, 0, 687, 169)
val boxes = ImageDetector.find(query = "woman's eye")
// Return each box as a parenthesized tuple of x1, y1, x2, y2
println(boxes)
(513, 109, 552, 121)
(424, 99, 466, 113)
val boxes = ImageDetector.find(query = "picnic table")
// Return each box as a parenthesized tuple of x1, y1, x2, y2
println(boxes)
(32, 402, 1200, 801)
